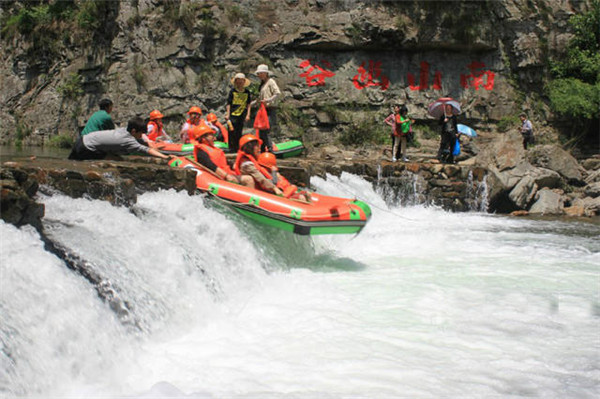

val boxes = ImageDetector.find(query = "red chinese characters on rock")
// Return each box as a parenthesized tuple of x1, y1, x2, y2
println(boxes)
(353, 60, 390, 91)
(460, 61, 495, 91)
(297, 58, 495, 92)
(298, 59, 336, 87)
(407, 61, 442, 91)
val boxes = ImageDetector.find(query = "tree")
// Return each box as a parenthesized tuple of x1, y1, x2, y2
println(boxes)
(547, 1, 599, 148)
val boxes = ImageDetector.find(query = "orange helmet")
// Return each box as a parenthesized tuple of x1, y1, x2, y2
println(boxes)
(239, 134, 261, 150)
(206, 113, 217, 123)
(188, 106, 202, 115)
(258, 152, 277, 169)
(189, 125, 214, 141)
(149, 110, 164, 120)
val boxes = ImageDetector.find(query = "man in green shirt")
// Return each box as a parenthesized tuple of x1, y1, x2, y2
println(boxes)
(80, 98, 115, 136)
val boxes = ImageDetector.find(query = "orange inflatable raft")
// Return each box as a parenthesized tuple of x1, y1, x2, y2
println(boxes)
(168, 156, 372, 235)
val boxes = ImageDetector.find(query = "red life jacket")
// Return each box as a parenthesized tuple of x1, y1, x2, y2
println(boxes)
(194, 143, 235, 175)
(233, 152, 297, 197)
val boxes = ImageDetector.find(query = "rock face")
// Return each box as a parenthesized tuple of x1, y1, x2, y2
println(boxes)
(0, 165, 45, 229)
(475, 133, 599, 216)
(0, 0, 588, 147)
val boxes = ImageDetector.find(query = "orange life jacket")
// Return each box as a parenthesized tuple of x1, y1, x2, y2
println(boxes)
(188, 120, 211, 144)
(233, 152, 297, 197)
(194, 143, 235, 175)
(214, 121, 229, 144)
(181, 119, 200, 143)
(147, 120, 166, 141)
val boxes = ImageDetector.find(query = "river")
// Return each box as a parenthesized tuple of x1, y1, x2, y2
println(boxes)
(1, 172, 599, 398)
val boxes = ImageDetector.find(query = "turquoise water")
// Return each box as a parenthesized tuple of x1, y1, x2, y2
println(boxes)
(1, 173, 598, 398)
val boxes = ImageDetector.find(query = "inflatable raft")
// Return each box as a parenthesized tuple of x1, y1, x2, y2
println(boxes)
(150, 140, 304, 158)
(168, 156, 371, 235)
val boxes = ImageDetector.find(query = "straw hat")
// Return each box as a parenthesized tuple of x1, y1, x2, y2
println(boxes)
(230, 73, 251, 87)
(254, 64, 272, 75)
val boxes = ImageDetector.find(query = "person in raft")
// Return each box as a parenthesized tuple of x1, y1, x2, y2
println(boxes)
(253, 64, 280, 152)
(234, 135, 283, 196)
(145, 110, 173, 143)
(257, 151, 309, 202)
(190, 125, 251, 186)
(80, 98, 115, 136)
(225, 72, 252, 153)
(180, 106, 203, 143)
(68, 117, 172, 161)
(206, 113, 229, 143)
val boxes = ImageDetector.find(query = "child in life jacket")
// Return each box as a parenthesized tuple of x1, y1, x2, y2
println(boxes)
(206, 113, 229, 144)
(146, 110, 173, 143)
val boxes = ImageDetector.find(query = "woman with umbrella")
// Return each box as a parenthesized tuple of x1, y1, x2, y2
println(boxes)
(428, 98, 460, 163)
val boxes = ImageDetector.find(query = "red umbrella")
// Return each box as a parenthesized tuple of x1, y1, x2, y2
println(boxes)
(428, 97, 461, 119)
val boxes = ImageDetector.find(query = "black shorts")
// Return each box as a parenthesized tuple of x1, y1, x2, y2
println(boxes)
(68, 136, 106, 160)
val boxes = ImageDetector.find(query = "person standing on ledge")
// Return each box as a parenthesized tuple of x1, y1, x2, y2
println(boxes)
(253, 64, 280, 152)
(68, 117, 172, 161)
(80, 98, 115, 136)
(519, 113, 535, 150)
(225, 72, 252, 153)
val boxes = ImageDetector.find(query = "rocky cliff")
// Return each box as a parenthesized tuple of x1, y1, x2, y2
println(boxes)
(0, 0, 590, 148)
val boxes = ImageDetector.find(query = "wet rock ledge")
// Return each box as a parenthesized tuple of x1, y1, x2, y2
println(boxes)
(1, 157, 196, 228)
(1, 155, 489, 230)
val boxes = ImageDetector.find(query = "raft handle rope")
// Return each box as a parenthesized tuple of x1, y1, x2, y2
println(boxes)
(318, 175, 419, 222)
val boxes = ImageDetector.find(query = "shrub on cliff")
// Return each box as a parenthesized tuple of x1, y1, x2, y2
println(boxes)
(547, 1, 599, 149)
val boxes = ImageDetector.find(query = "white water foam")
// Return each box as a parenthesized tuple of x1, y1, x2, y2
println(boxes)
(1, 178, 599, 398)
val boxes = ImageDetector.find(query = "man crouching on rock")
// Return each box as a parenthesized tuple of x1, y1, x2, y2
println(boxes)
(69, 117, 172, 161)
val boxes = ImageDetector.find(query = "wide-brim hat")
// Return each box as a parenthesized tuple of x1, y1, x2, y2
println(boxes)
(230, 73, 251, 87)
(254, 64, 272, 75)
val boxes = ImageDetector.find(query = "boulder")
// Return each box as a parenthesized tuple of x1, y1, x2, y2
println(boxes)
(585, 169, 600, 184)
(584, 182, 600, 198)
(509, 175, 538, 209)
(529, 189, 564, 215)
(581, 158, 600, 171)
(528, 145, 585, 185)
(571, 197, 600, 217)
(564, 205, 585, 217)
(529, 167, 562, 189)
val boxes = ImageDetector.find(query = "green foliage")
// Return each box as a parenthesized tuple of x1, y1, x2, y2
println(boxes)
(497, 115, 520, 132)
(547, 78, 600, 120)
(394, 15, 408, 31)
(57, 73, 83, 99)
(226, 5, 251, 25)
(345, 23, 363, 43)
(550, 0, 599, 83)
(547, 0, 600, 140)
(339, 114, 388, 146)
(132, 64, 146, 87)
(279, 103, 311, 130)
(416, 124, 437, 140)
(48, 134, 74, 149)
(76, 1, 101, 30)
